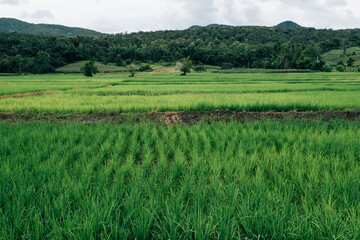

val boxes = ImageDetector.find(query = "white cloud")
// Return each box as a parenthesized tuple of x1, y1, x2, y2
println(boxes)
(21, 9, 54, 20)
(0, 0, 359, 32)
(0, 0, 20, 5)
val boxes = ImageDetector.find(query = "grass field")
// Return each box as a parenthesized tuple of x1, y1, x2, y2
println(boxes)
(0, 73, 126, 95)
(1, 72, 360, 113)
(1, 120, 360, 239)
(1, 72, 360, 239)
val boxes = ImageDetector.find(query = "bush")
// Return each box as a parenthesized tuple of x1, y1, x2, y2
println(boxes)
(221, 62, 233, 69)
(335, 65, 346, 72)
(139, 63, 152, 72)
(194, 65, 206, 72)
(321, 65, 333, 72)
(80, 61, 98, 77)
(310, 60, 325, 71)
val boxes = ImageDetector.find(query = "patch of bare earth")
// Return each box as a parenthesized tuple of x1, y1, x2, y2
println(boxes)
(153, 67, 179, 73)
(0, 90, 61, 100)
(1, 110, 360, 124)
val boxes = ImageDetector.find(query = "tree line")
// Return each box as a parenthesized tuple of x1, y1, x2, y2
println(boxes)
(1, 26, 360, 73)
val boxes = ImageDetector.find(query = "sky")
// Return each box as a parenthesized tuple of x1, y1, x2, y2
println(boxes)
(0, 0, 359, 33)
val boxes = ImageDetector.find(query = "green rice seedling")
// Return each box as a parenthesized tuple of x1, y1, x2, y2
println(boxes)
(1, 120, 360, 239)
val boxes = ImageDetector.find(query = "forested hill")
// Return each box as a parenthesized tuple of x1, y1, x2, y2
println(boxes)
(1, 22, 360, 73)
(0, 18, 106, 37)
(276, 21, 302, 29)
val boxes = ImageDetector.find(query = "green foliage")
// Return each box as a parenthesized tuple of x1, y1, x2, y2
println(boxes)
(221, 62, 233, 69)
(194, 65, 206, 72)
(276, 21, 302, 28)
(129, 64, 140, 77)
(336, 65, 346, 72)
(310, 60, 326, 71)
(115, 54, 125, 66)
(80, 61, 98, 77)
(139, 63, 152, 72)
(347, 57, 355, 67)
(2, 24, 360, 73)
(176, 57, 193, 76)
(1, 121, 360, 239)
(321, 64, 333, 72)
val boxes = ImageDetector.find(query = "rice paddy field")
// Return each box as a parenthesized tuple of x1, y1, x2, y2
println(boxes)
(1, 72, 360, 239)
(1, 72, 360, 113)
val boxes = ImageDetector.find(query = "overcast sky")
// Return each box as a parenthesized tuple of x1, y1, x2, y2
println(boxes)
(0, 0, 359, 33)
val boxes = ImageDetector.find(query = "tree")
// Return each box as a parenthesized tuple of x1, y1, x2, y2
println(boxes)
(176, 57, 193, 76)
(129, 63, 140, 77)
(347, 57, 355, 67)
(81, 61, 98, 77)
(32, 51, 54, 73)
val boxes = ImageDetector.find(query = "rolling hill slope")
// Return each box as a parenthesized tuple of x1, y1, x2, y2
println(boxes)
(0, 18, 106, 36)
(322, 47, 360, 66)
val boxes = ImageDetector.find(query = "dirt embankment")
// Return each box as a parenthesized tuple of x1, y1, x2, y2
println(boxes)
(1, 110, 360, 124)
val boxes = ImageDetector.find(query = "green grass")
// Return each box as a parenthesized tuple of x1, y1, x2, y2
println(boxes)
(0, 73, 128, 95)
(1, 120, 360, 239)
(1, 72, 360, 113)
(55, 61, 128, 73)
(2, 90, 360, 113)
(322, 47, 360, 66)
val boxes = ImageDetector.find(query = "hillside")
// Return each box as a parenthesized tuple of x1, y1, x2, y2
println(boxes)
(1, 19, 360, 73)
(55, 61, 127, 73)
(188, 24, 233, 30)
(322, 47, 360, 66)
(0, 18, 106, 36)
(276, 21, 302, 29)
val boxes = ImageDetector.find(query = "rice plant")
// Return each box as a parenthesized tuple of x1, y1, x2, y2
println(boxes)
(1, 120, 360, 239)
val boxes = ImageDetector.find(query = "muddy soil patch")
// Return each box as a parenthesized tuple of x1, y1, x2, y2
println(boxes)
(1, 110, 360, 124)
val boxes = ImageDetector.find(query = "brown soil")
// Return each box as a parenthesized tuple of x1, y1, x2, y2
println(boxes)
(1, 110, 360, 124)
(153, 67, 179, 73)
(0, 90, 61, 100)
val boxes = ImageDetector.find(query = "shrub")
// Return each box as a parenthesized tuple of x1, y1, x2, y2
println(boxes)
(80, 61, 98, 77)
(139, 63, 152, 72)
(194, 65, 206, 72)
(335, 65, 346, 72)
(221, 62, 233, 69)
(321, 65, 333, 72)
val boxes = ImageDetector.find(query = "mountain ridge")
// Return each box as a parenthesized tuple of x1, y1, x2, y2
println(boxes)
(0, 18, 106, 36)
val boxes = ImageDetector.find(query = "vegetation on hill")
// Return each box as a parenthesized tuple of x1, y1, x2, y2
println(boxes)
(322, 47, 360, 66)
(1, 20, 360, 73)
(55, 61, 127, 73)
(188, 23, 233, 30)
(276, 21, 302, 29)
(0, 18, 105, 37)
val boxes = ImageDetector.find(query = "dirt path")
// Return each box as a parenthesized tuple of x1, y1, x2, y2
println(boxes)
(1, 110, 360, 124)
(0, 90, 61, 100)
